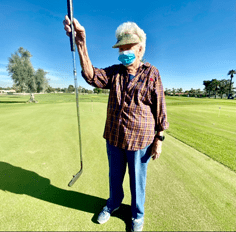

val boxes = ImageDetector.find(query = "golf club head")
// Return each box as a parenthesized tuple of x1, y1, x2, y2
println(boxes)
(68, 169, 83, 187)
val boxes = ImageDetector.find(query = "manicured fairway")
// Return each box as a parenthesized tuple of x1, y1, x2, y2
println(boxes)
(166, 97, 236, 171)
(0, 95, 236, 231)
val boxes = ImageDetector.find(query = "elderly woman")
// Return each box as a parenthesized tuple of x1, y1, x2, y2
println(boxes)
(64, 16, 169, 231)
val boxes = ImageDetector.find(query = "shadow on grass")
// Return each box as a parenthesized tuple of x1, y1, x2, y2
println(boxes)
(0, 101, 27, 103)
(0, 162, 131, 231)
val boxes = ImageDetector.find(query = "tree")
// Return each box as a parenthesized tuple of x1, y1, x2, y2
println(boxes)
(54, 87, 61, 92)
(12, 84, 22, 93)
(171, 88, 176, 96)
(164, 88, 171, 95)
(203, 80, 211, 98)
(188, 88, 195, 97)
(218, 79, 229, 99)
(7, 47, 35, 93)
(7, 47, 48, 94)
(34, 68, 49, 93)
(227, 69, 236, 98)
(176, 88, 183, 96)
(61, 87, 68, 93)
(46, 86, 55, 93)
(93, 87, 102, 94)
(177, 88, 183, 93)
(78, 86, 82, 94)
(196, 88, 201, 97)
(68, 85, 75, 92)
(210, 79, 220, 99)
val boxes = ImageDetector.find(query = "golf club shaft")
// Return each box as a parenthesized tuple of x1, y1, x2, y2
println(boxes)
(67, 0, 83, 187)
(68, 51, 83, 187)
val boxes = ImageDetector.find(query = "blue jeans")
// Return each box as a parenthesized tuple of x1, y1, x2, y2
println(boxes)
(106, 141, 152, 219)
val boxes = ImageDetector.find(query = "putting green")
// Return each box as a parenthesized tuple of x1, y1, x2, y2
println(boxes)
(0, 100, 235, 231)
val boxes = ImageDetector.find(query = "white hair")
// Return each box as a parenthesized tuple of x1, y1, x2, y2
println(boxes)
(115, 22, 146, 60)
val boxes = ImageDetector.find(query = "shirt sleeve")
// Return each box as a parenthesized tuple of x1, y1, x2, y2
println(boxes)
(81, 65, 117, 89)
(151, 69, 169, 132)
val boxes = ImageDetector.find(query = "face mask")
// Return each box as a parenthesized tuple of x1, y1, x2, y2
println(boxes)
(118, 50, 136, 66)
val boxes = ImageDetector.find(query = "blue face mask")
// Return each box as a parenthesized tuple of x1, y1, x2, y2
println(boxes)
(118, 50, 136, 66)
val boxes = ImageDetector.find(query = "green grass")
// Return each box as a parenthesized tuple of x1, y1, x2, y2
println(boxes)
(0, 93, 109, 104)
(166, 97, 236, 171)
(0, 94, 236, 231)
(1, 94, 235, 172)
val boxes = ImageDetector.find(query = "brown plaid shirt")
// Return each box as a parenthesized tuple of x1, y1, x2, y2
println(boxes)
(82, 62, 169, 151)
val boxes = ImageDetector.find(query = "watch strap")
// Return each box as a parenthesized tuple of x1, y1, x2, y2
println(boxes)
(155, 135, 165, 141)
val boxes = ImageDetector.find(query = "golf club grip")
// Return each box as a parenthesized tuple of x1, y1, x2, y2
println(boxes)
(67, 0, 75, 51)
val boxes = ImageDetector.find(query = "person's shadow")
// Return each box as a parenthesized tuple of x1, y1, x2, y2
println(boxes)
(0, 161, 132, 231)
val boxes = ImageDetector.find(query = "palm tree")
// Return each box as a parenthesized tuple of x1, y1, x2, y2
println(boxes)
(227, 69, 236, 99)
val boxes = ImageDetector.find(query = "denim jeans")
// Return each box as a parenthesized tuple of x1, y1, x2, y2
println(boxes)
(106, 141, 152, 219)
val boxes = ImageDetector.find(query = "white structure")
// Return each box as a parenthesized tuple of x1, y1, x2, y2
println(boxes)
(0, 90, 16, 95)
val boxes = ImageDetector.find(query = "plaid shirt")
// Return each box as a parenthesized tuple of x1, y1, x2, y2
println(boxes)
(82, 62, 169, 151)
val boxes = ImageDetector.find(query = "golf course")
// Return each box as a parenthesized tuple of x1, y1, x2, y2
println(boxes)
(0, 93, 235, 231)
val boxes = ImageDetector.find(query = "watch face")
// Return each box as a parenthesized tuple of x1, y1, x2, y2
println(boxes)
(157, 135, 165, 141)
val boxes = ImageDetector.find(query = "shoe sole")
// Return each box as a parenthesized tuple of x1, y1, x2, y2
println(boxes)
(131, 225, 143, 232)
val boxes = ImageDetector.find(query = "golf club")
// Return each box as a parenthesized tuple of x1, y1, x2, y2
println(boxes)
(67, 0, 83, 187)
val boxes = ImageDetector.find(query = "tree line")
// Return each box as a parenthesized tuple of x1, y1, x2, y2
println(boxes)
(46, 85, 109, 94)
(165, 70, 235, 99)
(5, 47, 235, 99)
(164, 88, 203, 97)
(203, 70, 235, 99)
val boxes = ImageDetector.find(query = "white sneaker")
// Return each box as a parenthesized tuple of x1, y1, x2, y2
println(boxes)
(131, 218, 144, 231)
(97, 205, 119, 224)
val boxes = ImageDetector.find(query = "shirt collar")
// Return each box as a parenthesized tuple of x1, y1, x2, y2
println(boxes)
(119, 62, 151, 74)
(143, 62, 151, 68)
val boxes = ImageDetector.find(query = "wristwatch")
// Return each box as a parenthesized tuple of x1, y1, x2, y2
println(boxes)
(156, 135, 165, 141)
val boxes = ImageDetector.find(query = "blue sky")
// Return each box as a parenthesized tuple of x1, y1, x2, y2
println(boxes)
(0, 0, 235, 91)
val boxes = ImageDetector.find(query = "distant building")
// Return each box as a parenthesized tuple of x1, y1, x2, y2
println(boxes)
(0, 89, 16, 95)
